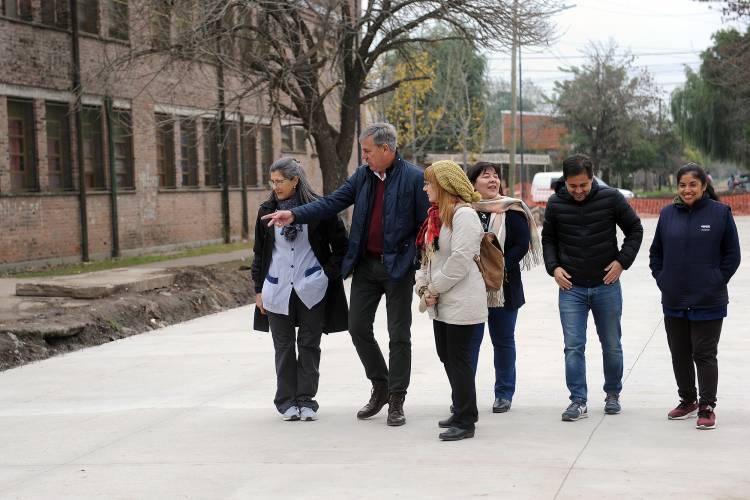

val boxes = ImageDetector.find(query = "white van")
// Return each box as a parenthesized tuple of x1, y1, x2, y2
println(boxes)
(531, 171, 634, 204)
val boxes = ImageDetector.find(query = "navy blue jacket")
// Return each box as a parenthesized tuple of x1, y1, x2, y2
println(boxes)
(291, 155, 430, 280)
(649, 196, 741, 310)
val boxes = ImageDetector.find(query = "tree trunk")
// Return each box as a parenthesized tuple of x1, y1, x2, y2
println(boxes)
(312, 128, 350, 195)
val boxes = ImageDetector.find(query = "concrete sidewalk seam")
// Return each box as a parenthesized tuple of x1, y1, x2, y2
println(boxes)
(552, 315, 664, 500)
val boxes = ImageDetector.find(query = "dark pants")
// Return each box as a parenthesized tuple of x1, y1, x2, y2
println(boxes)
(434, 320, 479, 431)
(469, 307, 519, 400)
(664, 315, 723, 407)
(267, 290, 325, 413)
(348, 256, 414, 394)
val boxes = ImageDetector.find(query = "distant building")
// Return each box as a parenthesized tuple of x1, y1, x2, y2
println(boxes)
(501, 111, 569, 153)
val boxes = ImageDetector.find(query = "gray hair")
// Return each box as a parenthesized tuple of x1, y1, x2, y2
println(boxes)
(359, 122, 397, 152)
(268, 157, 320, 204)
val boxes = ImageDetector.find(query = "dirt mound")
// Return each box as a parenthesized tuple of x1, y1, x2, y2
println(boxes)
(0, 262, 254, 371)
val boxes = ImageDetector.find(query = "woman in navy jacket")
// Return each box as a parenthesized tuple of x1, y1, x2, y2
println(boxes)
(649, 163, 741, 430)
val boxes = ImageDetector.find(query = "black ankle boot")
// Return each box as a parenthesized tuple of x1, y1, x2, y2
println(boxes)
(356, 382, 388, 419)
(387, 393, 406, 426)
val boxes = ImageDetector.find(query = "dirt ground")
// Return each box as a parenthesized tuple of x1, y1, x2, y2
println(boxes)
(0, 262, 254, 371)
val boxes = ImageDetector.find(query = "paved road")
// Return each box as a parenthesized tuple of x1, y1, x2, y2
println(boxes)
(0, 219, 748, 499)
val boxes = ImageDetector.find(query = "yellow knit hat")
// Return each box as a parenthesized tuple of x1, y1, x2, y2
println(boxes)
(430, 160, 481, 203)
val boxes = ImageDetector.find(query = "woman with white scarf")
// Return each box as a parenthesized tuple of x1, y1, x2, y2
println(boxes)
(466, 162, 543, 414)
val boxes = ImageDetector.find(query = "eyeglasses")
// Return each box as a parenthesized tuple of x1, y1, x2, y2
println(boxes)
(269, 179, 289, 187)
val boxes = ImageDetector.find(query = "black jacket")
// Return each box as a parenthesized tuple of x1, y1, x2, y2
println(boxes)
(542, 179, 643, 287)
(500, 210, 530, 309)
(649, 196, 741, 310)
(291, 155, 430, 280)
(252, 198, 349, 333)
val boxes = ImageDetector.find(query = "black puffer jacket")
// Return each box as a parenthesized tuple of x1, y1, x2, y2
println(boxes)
(542, 179, 643, 287)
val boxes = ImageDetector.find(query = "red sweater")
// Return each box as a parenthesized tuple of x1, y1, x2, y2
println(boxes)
(366, 175, 386, 255)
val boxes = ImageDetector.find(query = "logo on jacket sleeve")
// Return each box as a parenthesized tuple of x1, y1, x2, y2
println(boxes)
(700, 225, 711, 232)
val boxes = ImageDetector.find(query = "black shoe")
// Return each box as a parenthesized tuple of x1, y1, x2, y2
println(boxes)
(439, 426, 475, 441)
(386, 393, 406, 426)
(356, 382, 388, 420)
(492, 398, 512, 413)
(438, 415, 455, 428)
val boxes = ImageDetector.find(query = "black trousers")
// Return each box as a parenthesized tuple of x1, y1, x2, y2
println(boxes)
(267, 290, 325, 413)
(664, 315, 723, 407)
(348, 256, 415, 394)
(434, 320, 479, 431)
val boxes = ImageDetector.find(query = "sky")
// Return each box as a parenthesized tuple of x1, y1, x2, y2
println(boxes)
(485, 0, 749, 102)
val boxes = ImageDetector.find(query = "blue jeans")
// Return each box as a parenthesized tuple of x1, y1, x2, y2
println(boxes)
(559, 282, 623, 404)
(469, 307, 519, 400)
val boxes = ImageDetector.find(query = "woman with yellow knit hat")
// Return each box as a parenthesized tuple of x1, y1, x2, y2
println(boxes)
(415, 160, 487, 441)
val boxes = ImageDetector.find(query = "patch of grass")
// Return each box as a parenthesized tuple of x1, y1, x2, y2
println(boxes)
(11, 241, 251, 278)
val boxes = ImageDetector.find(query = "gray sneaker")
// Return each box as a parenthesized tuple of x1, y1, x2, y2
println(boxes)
(282, 406, 300, 421)
(604, 393, 621, 415)
(300, 407, 318, 421)
(493, 398, 512, 413)
(562, 401, 588, 421)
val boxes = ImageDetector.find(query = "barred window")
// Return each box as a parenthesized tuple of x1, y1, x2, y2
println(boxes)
(7, 98, 37, 192)
(41, 0, 69, 28)
(155, 113, 175, 188)
(179, 119, 198, 187)
(46, 102, 73, 191)
(2, 0, 32, 21)
(259, 125, 273, 186)
(242, 124, 258, 187)
(202, 119, 220, 187)
(77, 0, 99, 34)
(81, 106, 105, 189)
(111, 110, 134, 189)
(107, 0, 128, 40)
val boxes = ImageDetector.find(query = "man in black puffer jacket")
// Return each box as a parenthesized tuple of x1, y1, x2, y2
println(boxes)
(542, 154, 643, 422)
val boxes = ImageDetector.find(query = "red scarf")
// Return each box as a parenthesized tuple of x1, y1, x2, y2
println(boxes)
(416, 203, 442, 254)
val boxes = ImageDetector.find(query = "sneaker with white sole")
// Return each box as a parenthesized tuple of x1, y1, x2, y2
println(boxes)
(696, 405, 716, 430)
(300, 407, 318, 421)
(562, 401, 588, 421)
(282, 406, 300, 421)
(668, 400, 699, 420)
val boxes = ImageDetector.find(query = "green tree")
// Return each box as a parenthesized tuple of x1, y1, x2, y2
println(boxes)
(552, 43, 658, 181)
(671, 27, 750, 167)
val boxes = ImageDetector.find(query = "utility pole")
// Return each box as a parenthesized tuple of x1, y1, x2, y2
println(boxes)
(508, 0, 518, 197)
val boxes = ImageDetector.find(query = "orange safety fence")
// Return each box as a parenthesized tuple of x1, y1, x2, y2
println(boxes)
(627, 193, 750, 217)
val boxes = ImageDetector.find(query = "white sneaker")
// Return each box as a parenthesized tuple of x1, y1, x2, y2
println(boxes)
(282, 406, 300, 421)
(300, 407, 318, 421)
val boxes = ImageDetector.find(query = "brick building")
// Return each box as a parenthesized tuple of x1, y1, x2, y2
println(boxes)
(501, 111, 569, 152)
(0, 1, 332, 270)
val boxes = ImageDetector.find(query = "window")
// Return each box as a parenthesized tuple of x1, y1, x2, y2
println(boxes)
(179, 119, 198, 187)
(227, 123, 239, 187)
(77, 0, 99, 34)
(41, 0, 69, 27)
(3, 0, 32, 21)
(242, 124, 258, 187)
(46, 102, 73, 191)
(281, 125, 306, 153)
(155, 114, 175, 188)
(107, 0, 128, 39)
(151, 0, 171, 50)
(7, 98, 37, 192)
(259, 126, 273, 186)
(81, 106, 105, 189)
(111, 110, 134, 188)
(202, 119, 219, 187)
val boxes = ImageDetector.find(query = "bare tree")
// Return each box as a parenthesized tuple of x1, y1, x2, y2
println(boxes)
(111, 0, 561, 193)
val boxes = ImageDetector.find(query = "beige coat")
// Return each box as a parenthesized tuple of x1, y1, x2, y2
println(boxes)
(415, 206, 488, 325)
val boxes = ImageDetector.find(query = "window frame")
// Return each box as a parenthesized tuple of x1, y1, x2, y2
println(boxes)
(45, 101, 74, 191)
(155, 113, 176, 189)
(81, 105, 105, 190)
(179, 118, 198, 187)
(111, 109, 134, 189)
(7, 98, 38, 193)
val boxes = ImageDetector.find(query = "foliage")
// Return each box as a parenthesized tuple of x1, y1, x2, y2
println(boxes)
(552, 42, 661, 180)
(671, 27, 750, 167)
(112, 0, 561, 193)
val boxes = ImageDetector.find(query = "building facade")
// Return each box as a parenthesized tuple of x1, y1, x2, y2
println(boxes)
(0, 0, 327, 270)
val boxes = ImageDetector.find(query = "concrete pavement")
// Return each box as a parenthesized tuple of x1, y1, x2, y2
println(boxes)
(0, 219, 748, 499)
